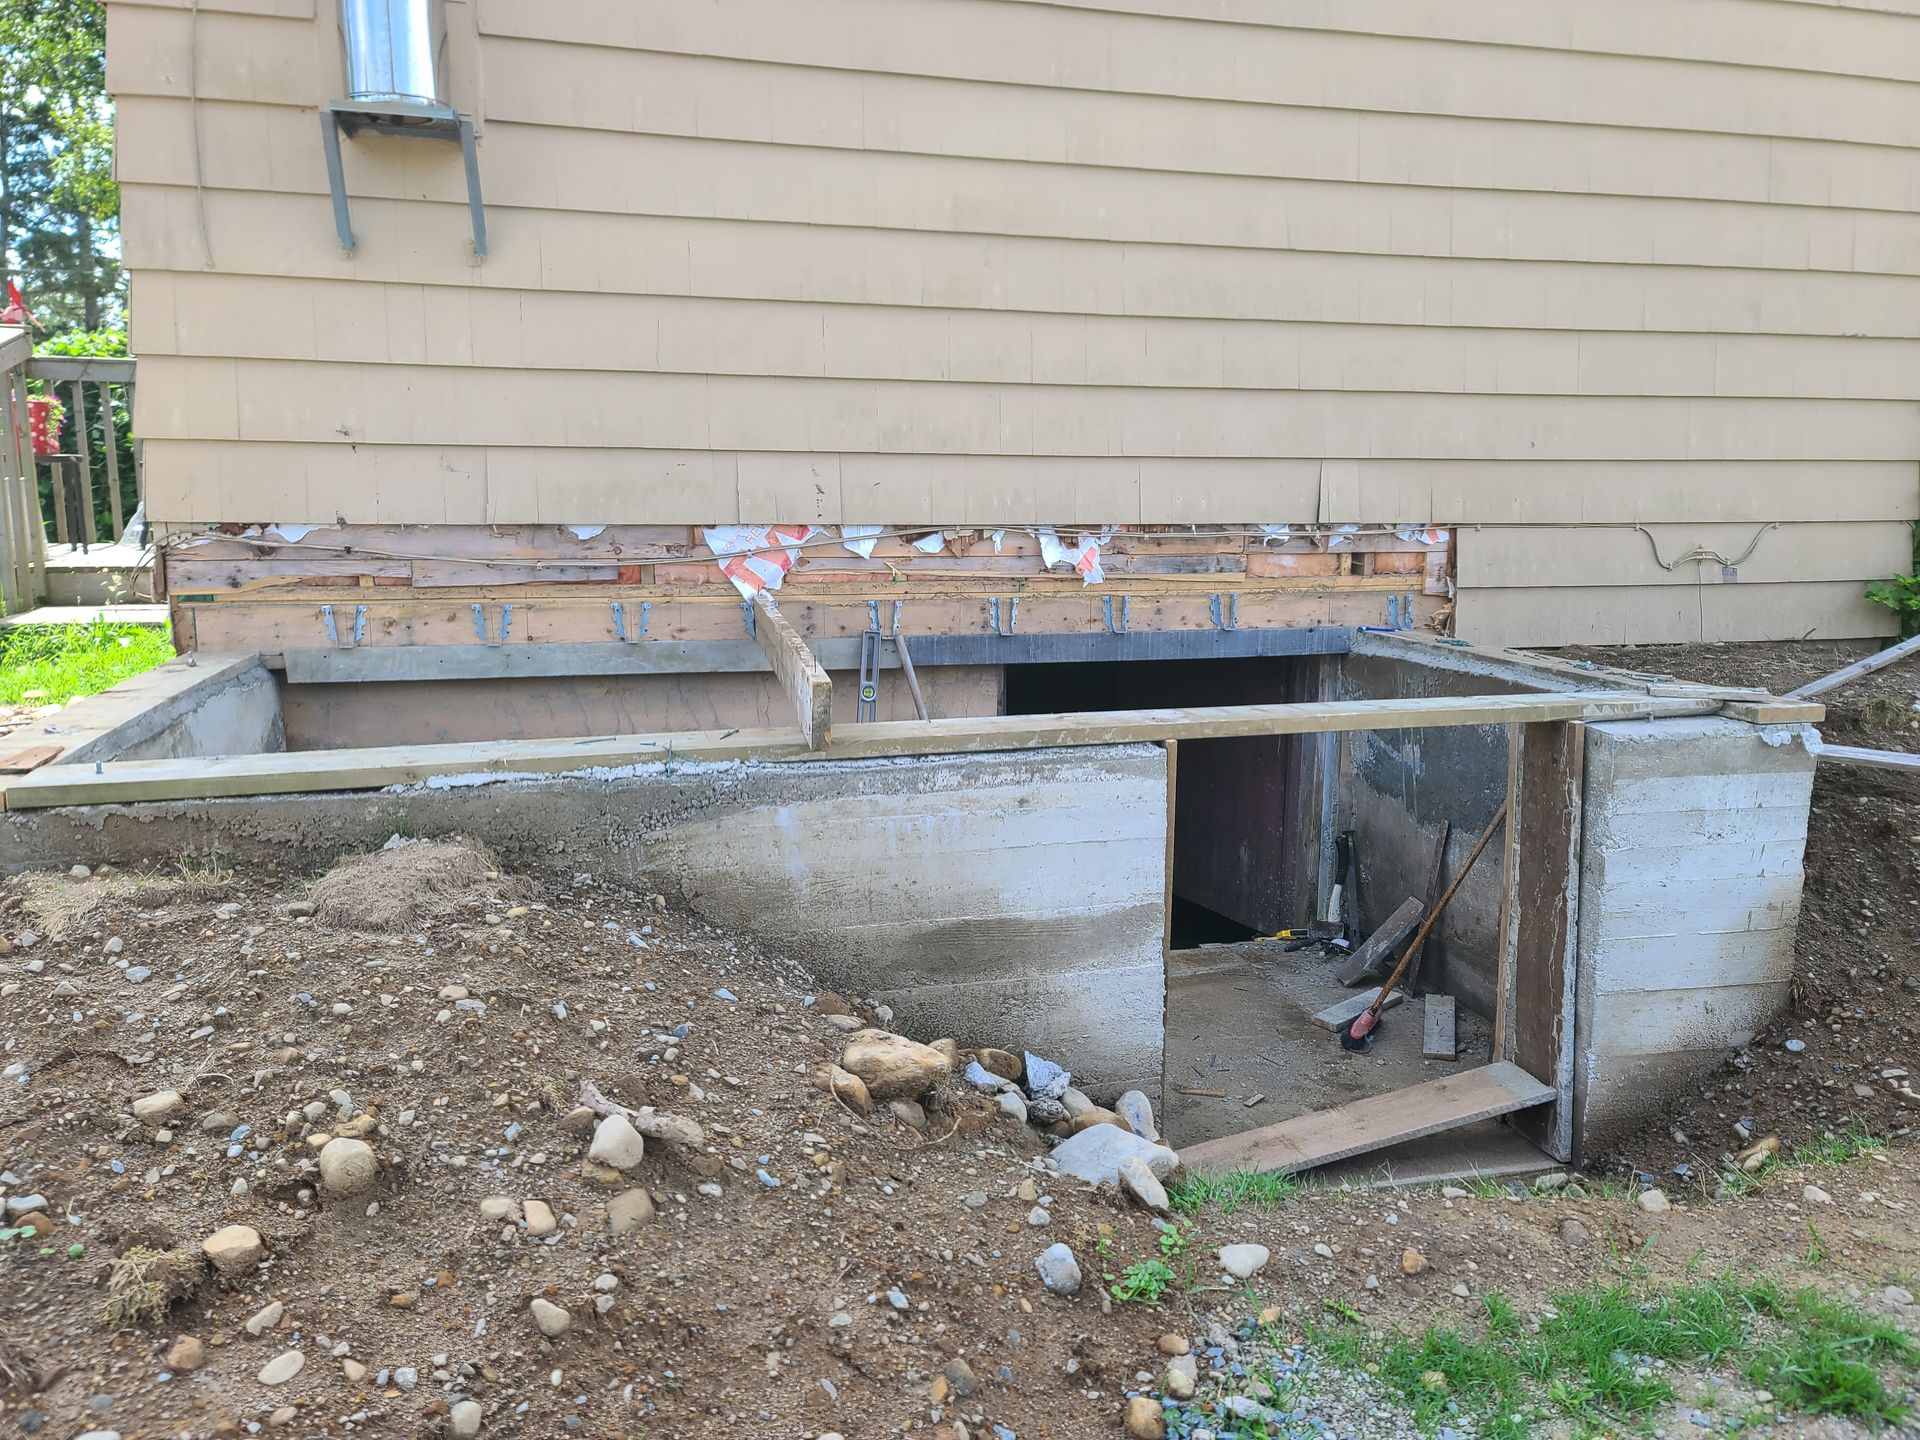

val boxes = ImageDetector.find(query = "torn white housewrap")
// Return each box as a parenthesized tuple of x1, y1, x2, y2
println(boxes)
(1325, 524, 1361, 548)
(911, 530, 948, 554)
(1036, 527, 1105, 584)
(567, 524, 607, 541)
(701, 524, 816, 599)
(1395, 526, 1449, 546)
(989, 529, 1006, 553)
(841, 524, 884, 559)
(1256, 524, 1293, 545)
(266, 523, 318, 542)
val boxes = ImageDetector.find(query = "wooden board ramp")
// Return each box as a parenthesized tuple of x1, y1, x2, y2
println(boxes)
(1178, 1061, 1554, 1177)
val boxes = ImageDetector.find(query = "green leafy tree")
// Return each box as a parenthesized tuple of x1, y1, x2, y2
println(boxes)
(1, 0, 119, 331)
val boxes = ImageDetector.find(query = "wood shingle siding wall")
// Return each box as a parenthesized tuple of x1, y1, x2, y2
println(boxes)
(106, 0, 1920, 647)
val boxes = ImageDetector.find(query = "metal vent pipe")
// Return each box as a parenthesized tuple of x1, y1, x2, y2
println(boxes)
(341, 0, 441, 108)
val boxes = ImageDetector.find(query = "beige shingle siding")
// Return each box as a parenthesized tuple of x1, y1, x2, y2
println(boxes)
(108, 0, 1920, 645)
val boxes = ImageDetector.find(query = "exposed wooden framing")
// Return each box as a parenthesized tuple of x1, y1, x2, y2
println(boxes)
(1787, 634, 1920, 700)
(5, 690, 1723, 810)
(0, 365, 25, 613)
(1490, 725, 1522, 1065)
(1333, 895, 1424, 986)
(177, 588, 1439, 656)
(751, 593, 832, 750)
(1505, 720, 1584, 1161)
(1816, 742, 1920, 774)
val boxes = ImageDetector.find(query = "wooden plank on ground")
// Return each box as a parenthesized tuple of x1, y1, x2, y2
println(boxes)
(1334, 895, 1424, 985)
(1178, 1061, 1555, 1176)
(0, 745, 62, 774)
(1423, 995, 1458, 1060)
(1310, 986, 1407, 1031)
(3, 692, 1721, 810)
(751, 593, 832, 750)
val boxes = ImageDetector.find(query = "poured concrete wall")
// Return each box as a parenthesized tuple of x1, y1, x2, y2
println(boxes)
(1571, 717, 1815, 1155)
(1337, 651, 1535, 1017)
(0, 743, 1168, 1098)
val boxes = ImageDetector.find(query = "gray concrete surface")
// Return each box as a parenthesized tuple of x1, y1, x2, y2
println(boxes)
(1571, 717, 1817, 1156)
(0, 743, 1169, 1098)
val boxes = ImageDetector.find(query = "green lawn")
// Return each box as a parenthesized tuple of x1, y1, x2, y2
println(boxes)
(0, 619, 174, 707)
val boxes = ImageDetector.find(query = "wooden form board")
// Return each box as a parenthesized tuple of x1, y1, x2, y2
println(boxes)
(752, 593, 832, 749)
(1310, 986, 1407, 1031)
(1788, 633, 1920, 700)
(3, 691, 1724, 809)
(1177, 1061, 1554, 1176)
(1498, 721, 1585, 1161)
(1423, 995, 1458, 1060)
(1334, 895, 1424, 985)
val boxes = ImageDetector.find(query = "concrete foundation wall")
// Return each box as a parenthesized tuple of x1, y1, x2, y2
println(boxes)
(1, 743, 1168, 1098)
(1337, 651, 1534, 1017)
(1572, 717, 1816, 1156)
(278, 665, 1004, 749)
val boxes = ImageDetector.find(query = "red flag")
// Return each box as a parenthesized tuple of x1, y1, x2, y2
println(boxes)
(1, 281, 38, 329)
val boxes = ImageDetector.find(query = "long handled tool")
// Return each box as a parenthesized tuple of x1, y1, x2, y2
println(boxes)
(1340, 800, 1509, 1052)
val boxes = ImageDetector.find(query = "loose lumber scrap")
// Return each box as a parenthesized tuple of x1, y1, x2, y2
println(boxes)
(1815, 743, 1920, 774)
(1178, 1062, 1554, 1176)
(1787, 633, 1920, 700)
(751, 593, 832, 750)
(1334, 896, 1424, 986)
(1404, 821, 1452, 994)
(1422, 995, 1458, 1060)
(1310, 987, 1408, 1031)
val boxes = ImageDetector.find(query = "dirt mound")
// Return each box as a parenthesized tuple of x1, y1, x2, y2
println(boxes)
(308, 836, 532, 932)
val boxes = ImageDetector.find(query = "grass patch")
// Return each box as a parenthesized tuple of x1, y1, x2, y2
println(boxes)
(1793, 1123, 1885, 1168)
(0, 620, 172, 706)
(1299, 1274, 1917, 1438)
(1166, 1169, 1302, 1216)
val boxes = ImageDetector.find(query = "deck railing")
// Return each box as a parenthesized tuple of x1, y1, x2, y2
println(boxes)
(0, 327, 45, 615)
(26, 354, 142, 549)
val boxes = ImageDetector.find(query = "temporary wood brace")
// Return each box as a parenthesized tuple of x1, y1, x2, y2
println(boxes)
(1787, 633, 1920, 700)
(1815, 742, 1920, 774)
(3, 689, 1728, 809)
(751, 593, 833, 750)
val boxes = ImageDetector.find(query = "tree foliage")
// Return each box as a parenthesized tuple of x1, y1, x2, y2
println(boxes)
(0, 0, 119, 331)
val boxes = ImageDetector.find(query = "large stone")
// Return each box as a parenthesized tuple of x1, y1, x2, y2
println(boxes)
(1219, 1243, 1270, 1279)
(839, 1030, 951, 1100)
(1049, 1124, 1178, 1189)
(258, 1350, 305, 1385)
(1636, 1188, 1671, 1214)
(132, 1090, 183, 1124)
(166, 1336, 205, 1372)
(589, 1114, 645, 1171)
(529, 1298, 571, 1338)
(1035, 1242, 1082, 1297)
(317, 1137, 378, 1197)
(827, 1065, 871, 1113)
(975, 1048, 1023, 1081)
(608, 1188, 655, 1235)
(1123, 1395, 1167, 1439)
(202, 1224, 264, 1276)
(1070, 1107, 1126, 1134)
(1060, 1086, 1095, 1120)
(1163, 1354, 1198, 1400)
(1118, 1156, 1169, 1213)
(1114, 1090, 1158, 1141)
(523, 1199, 557, 1237)
(448, 1400, 483, 1437)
